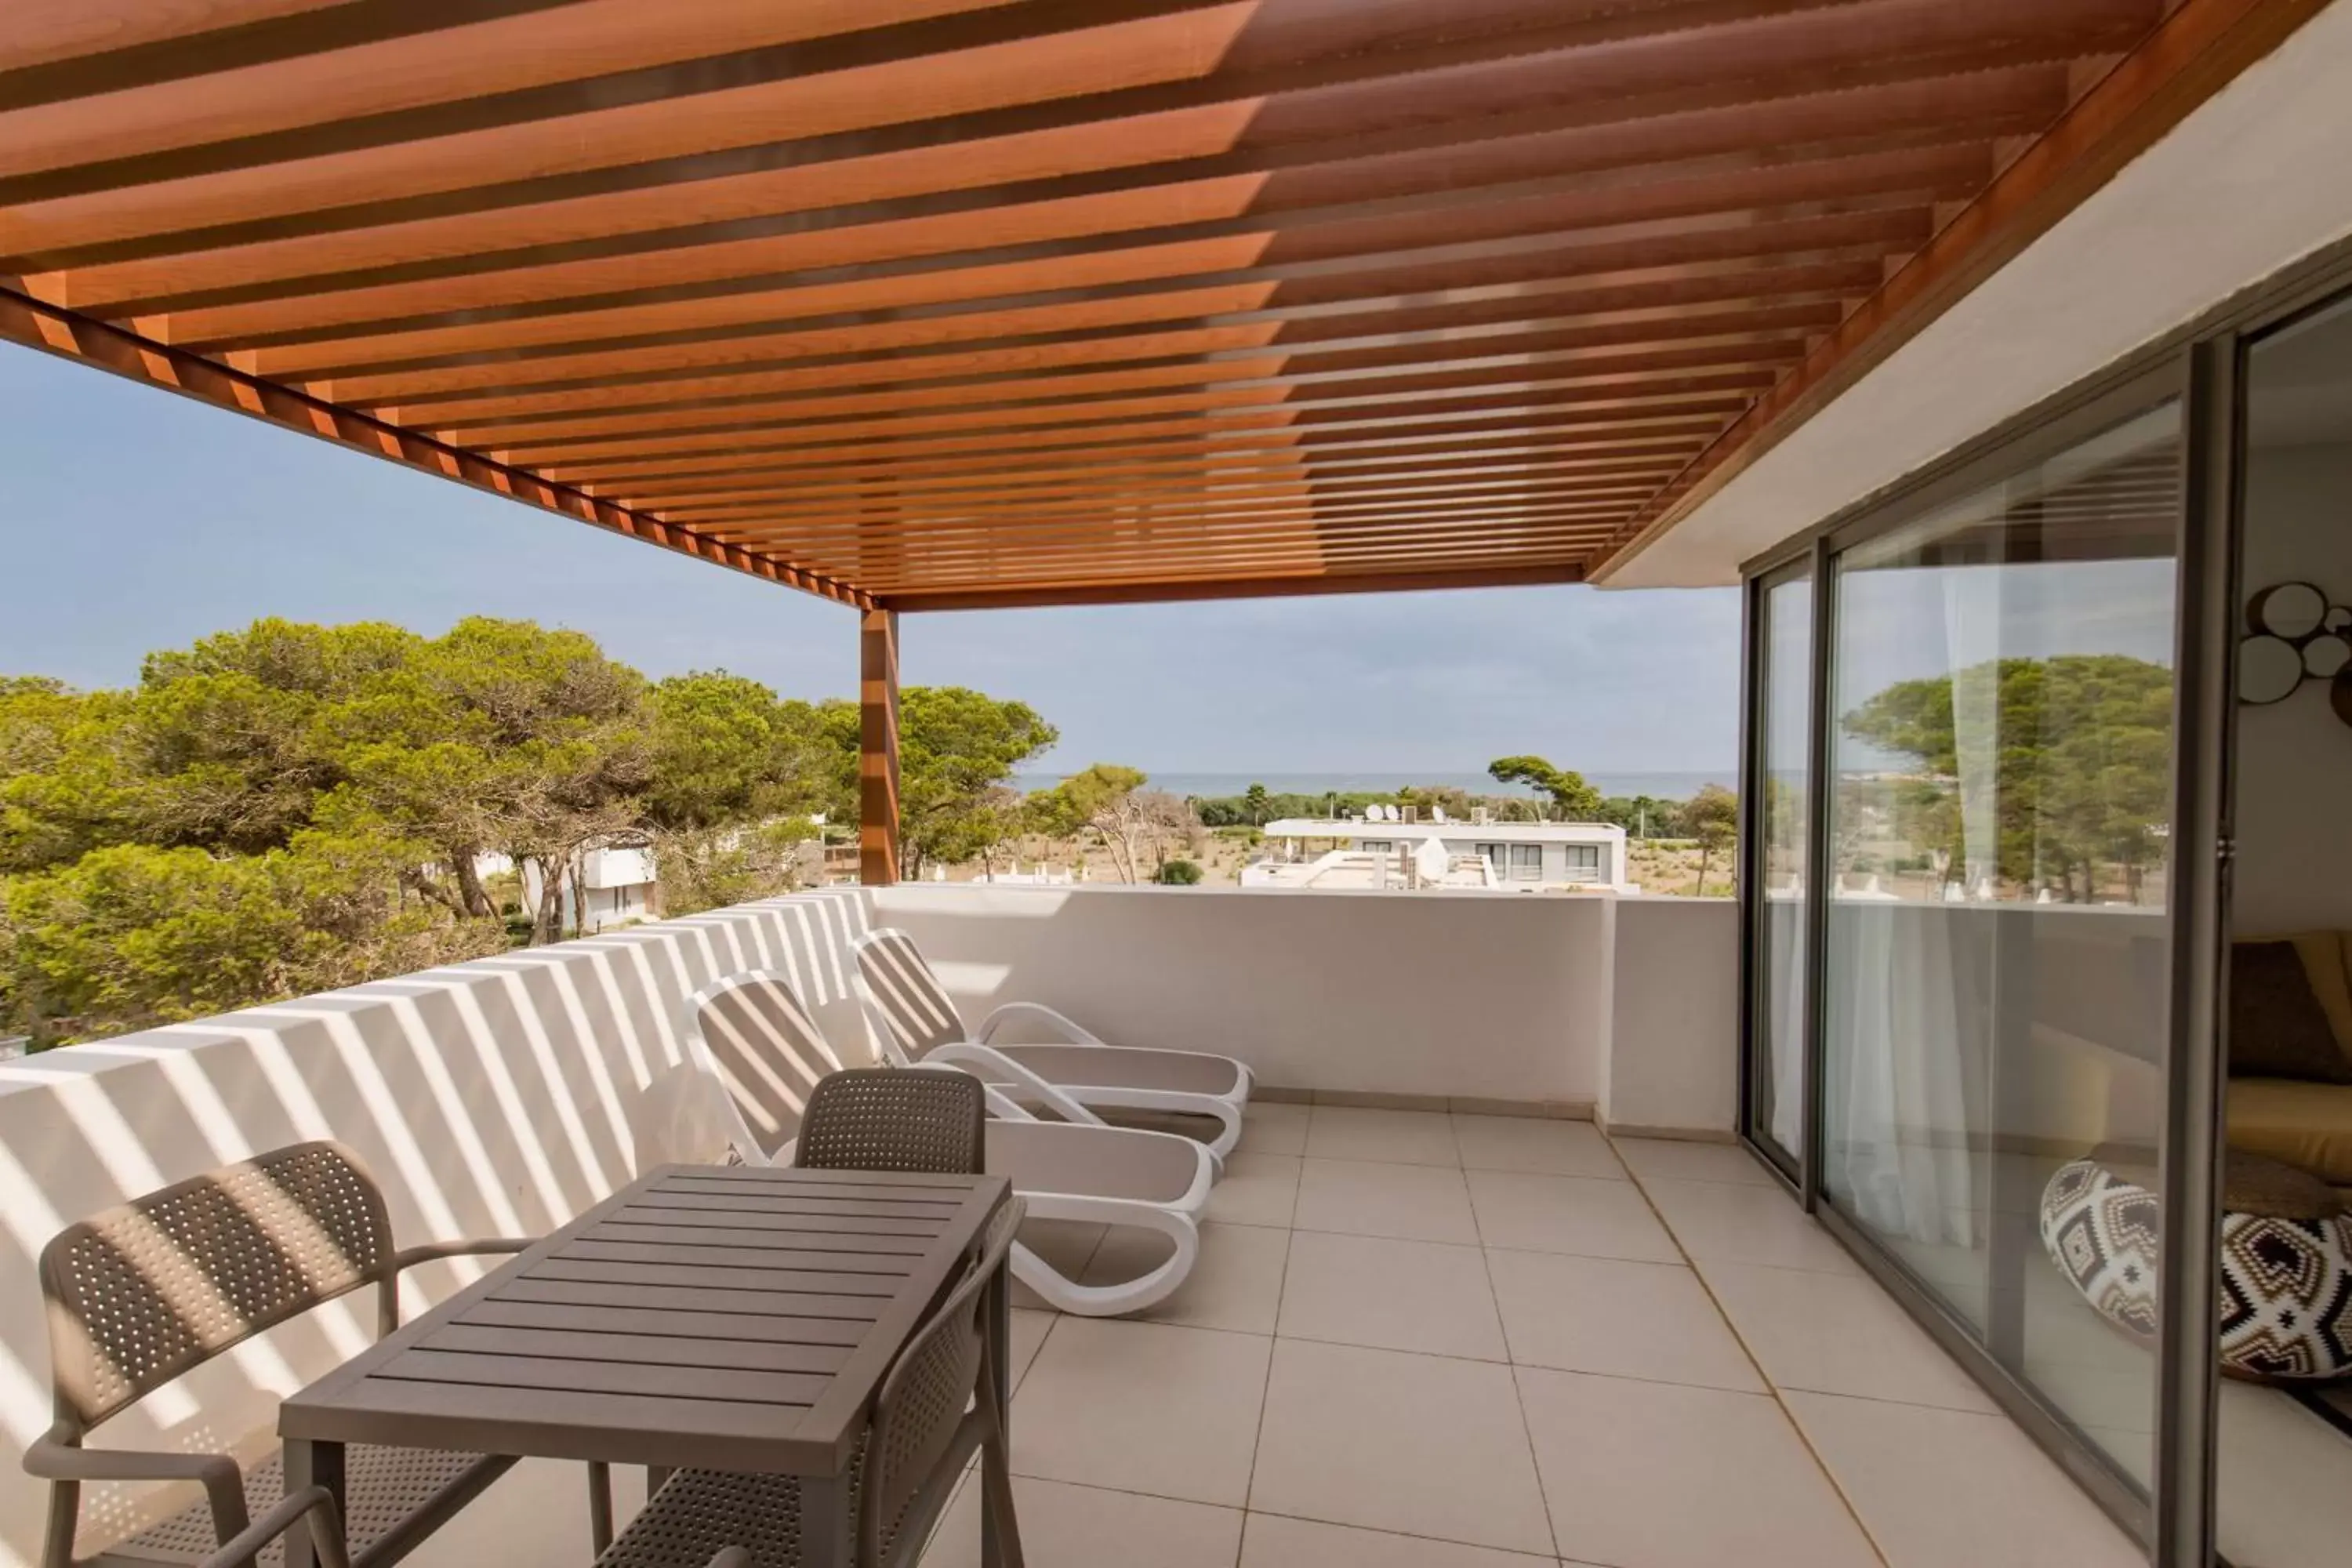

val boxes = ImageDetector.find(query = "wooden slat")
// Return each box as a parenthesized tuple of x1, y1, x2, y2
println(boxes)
(381, 1349, 831, 1407)
(425, 1323, 853, 1377)
(488, 1277, 886, 1325)
(600, 1207, 946, 1239)
(562, 1233, 935, 1266)
(4, 0, 2295, 608)
(459, 1298, 875, 1348)
(529, 1258, 915, 1293)
(624, 1191, 957, 1222)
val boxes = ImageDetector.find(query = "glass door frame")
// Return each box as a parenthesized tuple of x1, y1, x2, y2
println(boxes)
(1732, 234, 2352, 1565)
(1736, 550, 1820, 1196)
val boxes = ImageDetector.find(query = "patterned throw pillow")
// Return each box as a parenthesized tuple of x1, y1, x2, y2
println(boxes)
(2041, 1156, 2352, 1381)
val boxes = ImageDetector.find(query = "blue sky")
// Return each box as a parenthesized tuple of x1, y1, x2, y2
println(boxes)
(0, 343, 1740, 775)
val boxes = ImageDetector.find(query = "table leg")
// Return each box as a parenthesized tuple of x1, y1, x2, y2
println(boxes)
(804, 1473, 853, 1568)
(982, 1259, 1017, 1568)
(586, 1462, 613, 1555)
(281, 1438, 345, 1568)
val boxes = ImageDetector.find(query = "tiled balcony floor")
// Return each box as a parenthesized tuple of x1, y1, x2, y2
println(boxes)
(917, 1105, 2144, 1568)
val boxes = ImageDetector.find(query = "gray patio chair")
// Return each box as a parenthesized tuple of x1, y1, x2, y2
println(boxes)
(590, 1196, 1028, 1568)
(25, 1142, 531, 1568)
(793, 1067, 985, 1175)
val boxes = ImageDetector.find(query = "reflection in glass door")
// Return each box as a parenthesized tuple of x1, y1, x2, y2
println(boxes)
(1746, 564, 1813, 1175)
(1820, 400, 2183, 1490)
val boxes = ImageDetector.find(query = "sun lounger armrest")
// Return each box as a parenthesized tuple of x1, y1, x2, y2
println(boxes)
(975, 1001, 1104, 1046)
(926, 1041, 1109, 1130)
(903, 1061, 1038, 1123)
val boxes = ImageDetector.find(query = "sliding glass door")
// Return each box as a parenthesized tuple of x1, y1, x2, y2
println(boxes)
(1817, 397, 2183, 1488)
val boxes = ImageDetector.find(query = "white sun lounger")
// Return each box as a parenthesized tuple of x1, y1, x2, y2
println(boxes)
(852, 927, 1253, 1160)
(672, 967, 1213, 1316)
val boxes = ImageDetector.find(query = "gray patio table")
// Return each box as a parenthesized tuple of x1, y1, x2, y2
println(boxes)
(278, 1163, 1014, 1568)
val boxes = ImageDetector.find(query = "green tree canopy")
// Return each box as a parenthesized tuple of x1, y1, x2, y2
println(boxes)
(1681, 783, 1740, 895)
(889, 687, 1058, 876)
(1486, 755, 1602, 819)
(1839, 653, 2172, 900)
(0, 617, 953, 1044)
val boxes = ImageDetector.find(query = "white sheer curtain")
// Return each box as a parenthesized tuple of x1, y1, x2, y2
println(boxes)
(1828, 562, 2000, 1248)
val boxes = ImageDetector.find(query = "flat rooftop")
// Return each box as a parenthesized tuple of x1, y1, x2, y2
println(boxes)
(1262, 818, 1626, 841)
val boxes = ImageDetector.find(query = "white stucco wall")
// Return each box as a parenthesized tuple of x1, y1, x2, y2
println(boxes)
(865, 883, 1616, 1108)
(1598, 896, 1740, 1137)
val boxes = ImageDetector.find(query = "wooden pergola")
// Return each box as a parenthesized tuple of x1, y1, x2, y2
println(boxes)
(0, 0, 2317, 880)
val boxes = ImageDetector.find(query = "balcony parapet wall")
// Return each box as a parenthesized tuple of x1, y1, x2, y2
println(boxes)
(0, 885, 1734, 1566)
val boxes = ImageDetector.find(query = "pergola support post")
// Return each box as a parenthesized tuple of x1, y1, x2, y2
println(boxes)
(858, 609, 901, 886)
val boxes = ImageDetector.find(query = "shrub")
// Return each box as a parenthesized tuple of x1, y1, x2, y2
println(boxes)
(1154, 858, 1203, 885)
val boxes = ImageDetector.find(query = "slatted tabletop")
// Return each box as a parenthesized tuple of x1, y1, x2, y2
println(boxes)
(281, 1165, 1009, 1476)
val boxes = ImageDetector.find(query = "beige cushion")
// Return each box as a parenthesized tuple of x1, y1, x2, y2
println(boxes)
(2228, 938, 2352, 1083)
(2227, 1076, 2352, 1188)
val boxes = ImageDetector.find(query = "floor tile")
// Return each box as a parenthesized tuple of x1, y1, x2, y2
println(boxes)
(922, 1476, 1243, 1568)
(1293, 1158, 1479, 1244)
(1700, 1261, 1996, 1412)
(1011, 1317, 1269, 1507)
(1306, 1105, 1462, 1166)
(1611, 1136, 1780, 1187)
(1236, 1102, 1311, 1156)
(1517, 1367, 1878, 1568)
(1639, 1178, 1860, 1274)
(1240, 1512, 1556, 1566)
(1011, 1218, 1107, 1312)
(1250, 1339, 1554, 1555)
(1465, 1170, 1679, 1263)
(1453, 1114, 1625, 1178)
(1205, 1152, 1301, 1229)
(1277, 1231, 1505, 1360)
(1784, 1390, 2142, 1568)
(1080, 1221, 1288, 1334)
(2216, 1378, 2352, 1568)
(1486, 1249, 1763, 1392)
(1010, 1308, 1054, 1392)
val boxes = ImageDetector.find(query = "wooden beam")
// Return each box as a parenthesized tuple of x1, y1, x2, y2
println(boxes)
(858, 608, 901, 886)
(884, 561, 1588, 612)
(0, 284, 873, 608)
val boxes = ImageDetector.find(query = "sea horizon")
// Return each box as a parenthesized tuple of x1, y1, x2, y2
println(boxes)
(1012, 768, 1735, 802)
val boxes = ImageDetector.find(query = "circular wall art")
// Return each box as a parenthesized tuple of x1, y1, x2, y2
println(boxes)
(2249, 581, 2328, 640)
(2239, 583, 2352, 714)
(2241, 634, 2306, 706)
(2308, 635, 2352, 680)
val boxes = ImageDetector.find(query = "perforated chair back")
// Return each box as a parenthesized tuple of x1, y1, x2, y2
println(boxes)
(862, 1195, 1024, 1567)
(793, 1070, 983, 1177)
(851, 930, 966, 1064)
(684, 971, 848, 1162)
(40, 1142, 394, 1428)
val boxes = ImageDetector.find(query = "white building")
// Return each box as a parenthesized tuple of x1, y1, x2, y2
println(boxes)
(1246, 816, 1633, 893)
